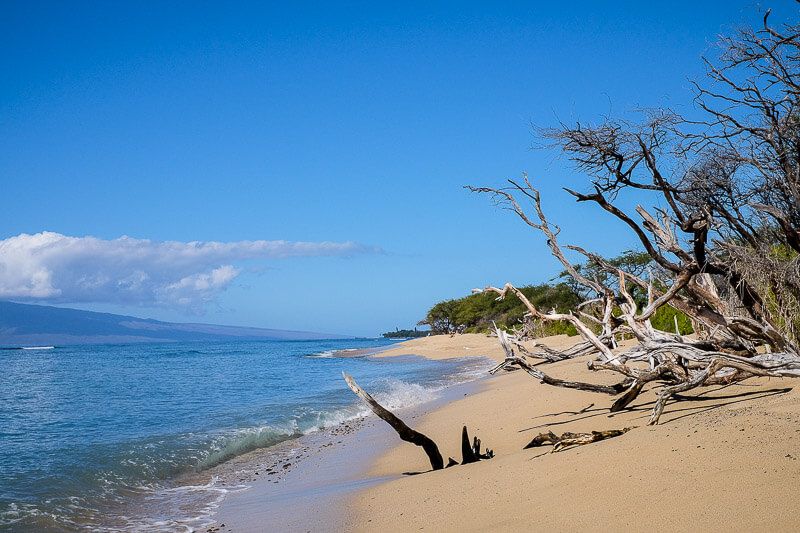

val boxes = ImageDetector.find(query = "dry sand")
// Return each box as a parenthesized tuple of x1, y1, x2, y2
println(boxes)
(374, 333, 513, 362)
(348, 333, 800, 532)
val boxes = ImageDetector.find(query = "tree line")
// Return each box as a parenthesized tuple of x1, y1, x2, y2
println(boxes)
(418, 250, 693, 337)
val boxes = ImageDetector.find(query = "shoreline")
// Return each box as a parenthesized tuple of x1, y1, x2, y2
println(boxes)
(205, 413, 392, 532)
(346, 334, 800, 532)
(202, 346, 496, 532)
(209, 379, 484, 533)
(200, 332, 800, 531)
(372, 333, 512, 361)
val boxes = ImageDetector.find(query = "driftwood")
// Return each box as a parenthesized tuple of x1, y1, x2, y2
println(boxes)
(461, 10, 800, 423)
(343, 372, 444, 470)
(490, 329, 632, 395)
(471, 171, 800, 424)
(472, 170, 800, 424)
(343, 373, 493, 471)
(524, 428, 632, 452)
(461, 426, 494, 464)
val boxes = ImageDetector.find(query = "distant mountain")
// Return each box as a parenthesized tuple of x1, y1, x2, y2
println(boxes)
(0, 301, 348, 346)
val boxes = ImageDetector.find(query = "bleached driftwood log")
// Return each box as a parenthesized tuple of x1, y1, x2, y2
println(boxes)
(524, 428, 631, 452)
(490, 328, 632, 395)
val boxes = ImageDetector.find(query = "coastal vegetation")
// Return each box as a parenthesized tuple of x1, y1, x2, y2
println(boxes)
(420, 283, 580, 336)
(381, 328, 429, 339)
(418, 250, 694, 337)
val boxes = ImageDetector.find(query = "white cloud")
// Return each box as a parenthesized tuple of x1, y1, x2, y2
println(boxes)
(0, 232, 379, 312)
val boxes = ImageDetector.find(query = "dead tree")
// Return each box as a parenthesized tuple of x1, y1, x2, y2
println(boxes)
(468, 7, 800, 424)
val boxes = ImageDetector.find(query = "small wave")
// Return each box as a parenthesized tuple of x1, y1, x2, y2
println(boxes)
(305, 348, 362, 358)
(307, 349, 336, 358)
(0, 502, 35, 527)
(122, 477, 248, 533)
(197, 423, 302, 470)
(188, 378, 444, 463)
(372, 378, 438, 410)
(160, 348, 206, 357)
(449, 355, 496, 382)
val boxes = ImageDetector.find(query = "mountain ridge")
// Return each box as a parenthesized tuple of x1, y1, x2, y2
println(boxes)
(0, 300, 349, 346)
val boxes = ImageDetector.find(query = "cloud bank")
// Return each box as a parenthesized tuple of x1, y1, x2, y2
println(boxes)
(0, 232, 379, 312)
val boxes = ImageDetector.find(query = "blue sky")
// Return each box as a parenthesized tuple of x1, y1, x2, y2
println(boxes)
(0, 1, 789, 336)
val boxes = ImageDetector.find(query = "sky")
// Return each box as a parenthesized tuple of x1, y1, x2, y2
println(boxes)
(0, 1, 793, 336)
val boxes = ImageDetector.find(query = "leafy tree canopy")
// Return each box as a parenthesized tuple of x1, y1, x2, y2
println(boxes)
(420, 250, 693, 337)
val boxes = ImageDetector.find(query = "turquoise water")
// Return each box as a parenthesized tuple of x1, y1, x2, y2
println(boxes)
(0, 339, 487, 531)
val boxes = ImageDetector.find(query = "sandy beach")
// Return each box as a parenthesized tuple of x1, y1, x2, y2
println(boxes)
(347, 333, 800, 532)
(209, 333, 800, 532)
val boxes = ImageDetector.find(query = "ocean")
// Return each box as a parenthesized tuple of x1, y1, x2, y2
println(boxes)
(0, 339, 488, 531)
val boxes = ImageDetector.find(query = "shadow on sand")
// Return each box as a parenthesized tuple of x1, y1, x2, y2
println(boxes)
(518, 386, 792, 432)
